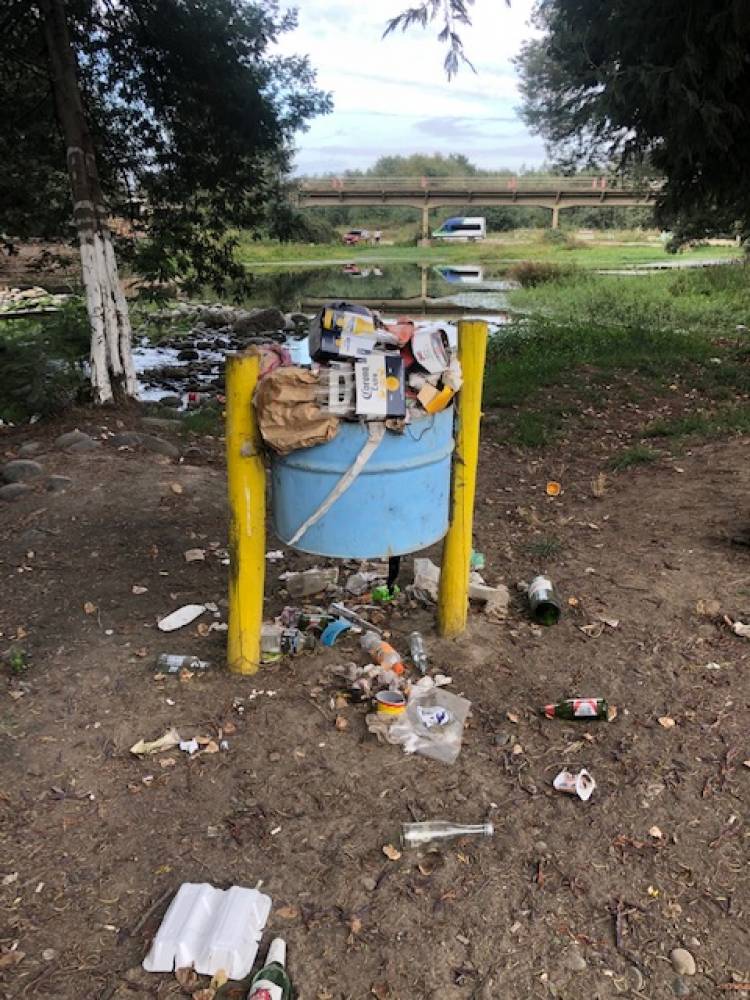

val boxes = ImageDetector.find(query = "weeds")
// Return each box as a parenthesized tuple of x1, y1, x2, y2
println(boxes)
(525, 536, 563, 560)
(508, 261, 577, 288)
(644, 405, 750, 440)
(181, 405, 224, 435)
(609, 446, 660, 470)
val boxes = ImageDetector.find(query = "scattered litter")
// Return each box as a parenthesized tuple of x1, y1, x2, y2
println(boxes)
(361, 631, 404, 674)
(158, 604, 207, 632)
(598, 615, 620, 629)
(282, 566, 339, 598)
(658, 716, 676, 729)
(649, 825, 664, 840)
(170, 482, 184, 494)
(320, 618, 352, 646)
(411, 558, 509, 617)
(346, 570, 383, 595)
(386, 688, 471, 764)
(130, 728, 182, 756)
(83, 601, 97, 615)
(156, 654, 212, 674)
(179, 739, 200, 755)
(579, 622, 604, 638)
(142, 882, 272, 980)
(1, 873, 18, 886)
(528, 575, 562, 626)
(543, 698, 613, 721)
(374, 690, 407, 715)
(408, 631, 428, 674)
(265, 550, 285, 562)
(132, 585, 149, 595)
(401, 820, 493, 848)
(247, 938, 292, 999)
(553, 768, 596, 801)
(546, 481, 561, 497)
(330, 602, 383, 635)
(470, 549, 485, 571)
(184, 548, 206, 563)
(382, 844, 401, 861)
(729, 618, 750, 639)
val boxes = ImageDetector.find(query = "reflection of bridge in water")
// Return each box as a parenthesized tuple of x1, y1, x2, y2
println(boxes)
(301, 263, 512, 316)
(297, 175, 660, 235)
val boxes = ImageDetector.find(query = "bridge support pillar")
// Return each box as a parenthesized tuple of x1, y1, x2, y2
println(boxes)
(551, 205, 560, 229)
(421, 204, 430, 244)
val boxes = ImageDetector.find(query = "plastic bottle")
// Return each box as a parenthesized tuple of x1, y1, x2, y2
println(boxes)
(409, 631, 428, 674)
(155, 654, 212, 674)
(401, 820, 494, 848)
(361, 631, 404, 674)
(528, 575, 562, 626)
(246, 937, 292, 1000)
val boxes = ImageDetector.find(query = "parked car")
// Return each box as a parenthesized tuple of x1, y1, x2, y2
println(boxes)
(432, 216, 486, 241)
(343, 228, 369, 245)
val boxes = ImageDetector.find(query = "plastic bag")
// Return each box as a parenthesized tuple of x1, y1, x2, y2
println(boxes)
(388, 688, 471, 764)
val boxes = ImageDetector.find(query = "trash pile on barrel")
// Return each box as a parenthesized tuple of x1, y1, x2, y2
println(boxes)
(253, 301, 462, 454)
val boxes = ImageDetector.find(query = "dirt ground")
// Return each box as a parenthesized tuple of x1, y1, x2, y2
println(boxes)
(0, 385, 748, 1000)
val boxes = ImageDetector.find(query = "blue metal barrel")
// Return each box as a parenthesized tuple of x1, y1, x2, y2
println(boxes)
(271, 408, 454, 559)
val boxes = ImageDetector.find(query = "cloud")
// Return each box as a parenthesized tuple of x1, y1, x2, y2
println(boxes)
(276, 0, 544, 174)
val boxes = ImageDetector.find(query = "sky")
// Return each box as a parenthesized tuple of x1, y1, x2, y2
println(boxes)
(275, 1, 546, 176)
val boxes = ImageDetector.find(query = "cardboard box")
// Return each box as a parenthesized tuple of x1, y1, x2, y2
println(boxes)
(355, 354, 406, 418)
(309, 304, 378, 361)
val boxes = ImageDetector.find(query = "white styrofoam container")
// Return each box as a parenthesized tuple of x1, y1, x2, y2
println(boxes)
(143, 883, 272, 980)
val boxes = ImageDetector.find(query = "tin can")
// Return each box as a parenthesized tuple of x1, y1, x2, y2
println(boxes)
(375, 690, 407, 716)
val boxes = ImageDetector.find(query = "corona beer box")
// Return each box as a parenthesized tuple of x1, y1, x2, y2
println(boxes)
(355, 354, 406, 418)
(309, 302, 378, 361)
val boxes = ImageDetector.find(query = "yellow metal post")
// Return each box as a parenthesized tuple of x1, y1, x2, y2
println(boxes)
(226, 351, 265, 673)
(438, 319, 489, 636)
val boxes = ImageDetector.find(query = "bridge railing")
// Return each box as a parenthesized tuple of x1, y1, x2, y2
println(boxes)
(297, 175, 662, 193)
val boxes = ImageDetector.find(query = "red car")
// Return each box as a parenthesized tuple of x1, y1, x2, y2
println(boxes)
(343, 228, 368, 245)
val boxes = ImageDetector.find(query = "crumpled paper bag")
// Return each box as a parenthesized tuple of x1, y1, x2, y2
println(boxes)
(254, 366, 339, 455)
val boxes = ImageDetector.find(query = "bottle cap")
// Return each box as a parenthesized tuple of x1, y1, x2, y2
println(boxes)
(266, 937, 286, 968)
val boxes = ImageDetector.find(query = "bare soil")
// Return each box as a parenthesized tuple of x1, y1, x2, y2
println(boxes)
(0, 388, 748, 1000)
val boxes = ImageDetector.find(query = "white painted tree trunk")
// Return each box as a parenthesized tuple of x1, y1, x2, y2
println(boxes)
(78, 224, 136, 404)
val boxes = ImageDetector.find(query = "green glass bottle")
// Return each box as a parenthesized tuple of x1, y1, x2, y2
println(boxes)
(528, 575, 562, 626)
(247, 938, 292, 1000)
(542, 698, 610, 721)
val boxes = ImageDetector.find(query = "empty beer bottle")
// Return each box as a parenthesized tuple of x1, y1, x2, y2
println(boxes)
(528, 575, 562, 625)
(246, 938, 292, 1000)
(542, 697, 610, 721)
(401, 820, 494, 848)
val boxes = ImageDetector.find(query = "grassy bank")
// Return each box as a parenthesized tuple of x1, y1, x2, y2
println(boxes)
(236, 231, 740, 270)
(486, 264, 750, 449)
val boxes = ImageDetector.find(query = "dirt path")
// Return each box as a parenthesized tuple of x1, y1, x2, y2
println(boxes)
(0, 406, 748, 999)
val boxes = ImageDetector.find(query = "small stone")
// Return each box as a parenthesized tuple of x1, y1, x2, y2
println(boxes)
(628, 967, 644, 991)
(54, 429, 91, 450)
(361, 876, 377, 892)
(139, 434, 180, 459)
(177, 348, 199, 361)
(672, 976, 691, 996)
(110, 432, 143, 447)
(0, 482, 32, 501)
(534, 840, 552, 858)
(3, 459, 44, 483)
(494, 732, 511, 746)
(670, 948, 696, 976)
(18, 442, 43, 457)
(41, 948, 56, 962)
(564, 948, 587, 972)
(268, 752, 281, 763)
(685, 936, 701, 950)
(46, 475, 73, 493)
(68, 438, 101, 453)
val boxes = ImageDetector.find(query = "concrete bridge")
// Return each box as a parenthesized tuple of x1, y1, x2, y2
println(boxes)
(297, 175, 660, 235)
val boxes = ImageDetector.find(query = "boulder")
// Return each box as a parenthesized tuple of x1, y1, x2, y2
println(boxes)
(139, 434, 180, 459)
(3, 459, 44, 483)
(54, 429, 91, 450)
(46, 475, 73, 492)
(0, 483, 32, 501)
(232, 307, 286, 337)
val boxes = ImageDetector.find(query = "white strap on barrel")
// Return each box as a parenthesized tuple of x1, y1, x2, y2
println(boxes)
(286, 421, 386, 547)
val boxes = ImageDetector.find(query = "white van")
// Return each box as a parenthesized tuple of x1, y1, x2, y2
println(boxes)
(432, 216, 486, 241)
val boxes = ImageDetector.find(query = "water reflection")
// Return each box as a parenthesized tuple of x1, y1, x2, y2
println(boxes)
(245, 263, 515, 316)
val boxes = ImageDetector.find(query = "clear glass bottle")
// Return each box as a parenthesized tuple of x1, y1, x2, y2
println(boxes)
(155, 654, 211, 674)
(409, 631, 428, 674)
(401, 820, 494, 848)
(246, 938, 292, 1000)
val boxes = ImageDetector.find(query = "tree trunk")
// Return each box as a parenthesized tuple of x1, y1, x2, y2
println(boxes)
(39, 0, 136, 404)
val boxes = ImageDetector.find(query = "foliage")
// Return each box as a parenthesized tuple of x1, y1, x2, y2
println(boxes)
(608, 446, 660, 471)
(0, 303, 90, 421)
(0, 1, 331, 288)
(508, 261, 576, 287)
(383, 1, 494, 78)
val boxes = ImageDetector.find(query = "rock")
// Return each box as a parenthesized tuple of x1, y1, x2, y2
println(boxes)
(232, 307, 286, 337)
(0, 483, 32, 501)
(18, 442, 43, 457)
(3, 459, 44, 483)
(141, 416, 182, 431)
(177, 348, 199, 361)
(139, 434, 180, 460)
(110, 432, 143, 447)
(54, 429, 91, 450)
(158, 395, 182, 409)
(68, 438, 101, 453)
(672, 977, 691, 996)
(46, 475, 73, 492)
(685, 936, 701, 950)
(670, 949, 696, 976)
(361, 876, 377, 892)
(198, 306, 235, 328)
(564, 949, 587, 972)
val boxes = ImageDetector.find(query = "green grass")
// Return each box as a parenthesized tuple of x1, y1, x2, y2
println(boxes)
(608, 445, 660, 470)
(235, 231, 740, 270)
(644, 405, 750, 440)
(525, 536, 563, 559)
(180, 405, 224, 436)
